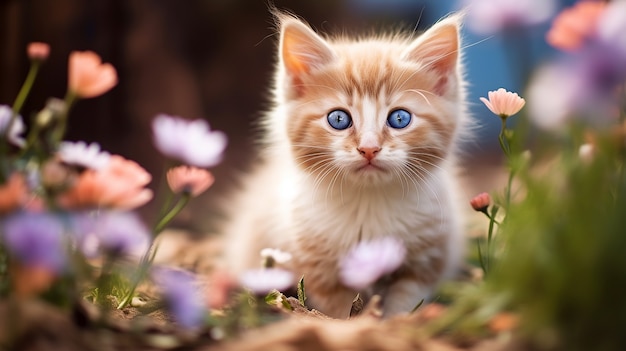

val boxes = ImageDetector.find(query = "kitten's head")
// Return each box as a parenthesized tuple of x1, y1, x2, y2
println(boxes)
(271, 12, 467, 186)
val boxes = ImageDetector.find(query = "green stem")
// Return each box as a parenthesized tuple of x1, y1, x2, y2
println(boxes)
(153, 193, 191, 234)
(116, 240, 162, 309)
(1, 60, 41, 164)
(485, 205, 500, 273)
(498, 117, 510, 157)
(480, 209, 501, 226)
(476, 238, 487, 275)
(9, 61, 41, 132)
(505, 169, 516, 210)
(50, 91, 77, 146)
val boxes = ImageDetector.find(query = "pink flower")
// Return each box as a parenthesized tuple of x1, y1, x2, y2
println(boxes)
(480, 88, 526, 118)
(152, 114, 227, 168)
(339, 236, 406, 290)
(470, 192, 491, 212)
(68, 51, 117, 98)
(0, 173, 27, 214)
(57, 155, 152, 210)
(27, 42, 50, 61)
(546, 1, 607, 52)
(166, 166, 214, 197)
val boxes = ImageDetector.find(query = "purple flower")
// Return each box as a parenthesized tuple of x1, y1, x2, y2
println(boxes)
(239, 268, 294, 295)
(72, 211, 150, 258)
(152, 267, 206, 329)
(152, 114, 227, 168)
(339, 236, 406, 290)
(0, 105, 26, 147)
(460, 0, 556, 35)
(1, 212, 67, 272)
(528, 43, 626, 131)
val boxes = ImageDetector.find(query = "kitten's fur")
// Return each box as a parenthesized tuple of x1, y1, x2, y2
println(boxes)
(222, 12, 469, 318)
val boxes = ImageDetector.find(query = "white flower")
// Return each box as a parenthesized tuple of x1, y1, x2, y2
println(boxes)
(152, 114, 227, 168)
(597, 1, 626, 57)
(239, 268, 294, 294)
(0, 105, 26, 147)
(461, 0, 556, 35)
(339, 236, 406, 290)
(58, 141, 111, 170)
(260, 248, 292, 264)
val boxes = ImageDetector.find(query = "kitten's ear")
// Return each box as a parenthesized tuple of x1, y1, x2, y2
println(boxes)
(279, 16, 335, 78)
(402, 14, 462, 95)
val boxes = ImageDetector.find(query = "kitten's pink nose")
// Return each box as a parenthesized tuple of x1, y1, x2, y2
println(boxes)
(358, 146, 381, 161)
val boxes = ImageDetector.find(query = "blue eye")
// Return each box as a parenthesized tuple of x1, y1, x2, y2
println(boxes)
(387, 109, 411, 129)
(327, 110, 352, 130)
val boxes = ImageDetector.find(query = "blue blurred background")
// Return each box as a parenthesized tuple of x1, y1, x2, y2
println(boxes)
(0, 0, 574, 230)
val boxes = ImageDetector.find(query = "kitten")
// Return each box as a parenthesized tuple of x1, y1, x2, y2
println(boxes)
(222, 11, 469, 318)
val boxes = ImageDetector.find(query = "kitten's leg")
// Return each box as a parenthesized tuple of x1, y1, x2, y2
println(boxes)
(306, 285, 357, 319)
(381, 278, 434, 317)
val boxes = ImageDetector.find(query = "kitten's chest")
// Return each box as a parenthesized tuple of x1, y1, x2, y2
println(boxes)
(288, 181, 445, 249)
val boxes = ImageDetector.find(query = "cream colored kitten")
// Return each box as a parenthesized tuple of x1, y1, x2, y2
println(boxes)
(223, 12, 469, 318)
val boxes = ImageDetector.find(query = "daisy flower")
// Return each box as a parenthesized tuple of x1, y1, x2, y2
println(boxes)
(166, 166, 214, 197)
(2, 212, 67, 272)
(480, 88, 526, 119)
(152, 114, 227, 168)
(72, 210, 150, 258)
(339, 236, 406, 291)
(58, 141, 111, 170)
(57, 155, 152, 210)
(239, 268, 294, 295)
(546, 1, 606, 52)
(0, 105, 26, 147)
(260, 248, 293, 267)
(461, 0, 556, 35)
(152, 267, 206, 329)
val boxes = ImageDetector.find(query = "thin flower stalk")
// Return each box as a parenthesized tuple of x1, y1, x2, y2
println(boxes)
(1, 45, 44, 156)
(153, 192, 191, 234)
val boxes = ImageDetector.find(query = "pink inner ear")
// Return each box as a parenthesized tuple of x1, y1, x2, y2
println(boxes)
(403, 19, 460, 95)
(434, 75, 449, 96)
(280, 19, 334, 98)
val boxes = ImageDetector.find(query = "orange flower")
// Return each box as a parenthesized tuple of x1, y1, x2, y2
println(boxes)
(480, 88, 526, 118)
(11, 264, 57, 298)
(166, 166, 214, 197)
(205, 269, 235, 310)
(546, 1, 606, 52)
(27, 42, 50, 61)
(68, 51, 117, 98)
(58, 155, 152, 210)
(0, 173, 27, 214)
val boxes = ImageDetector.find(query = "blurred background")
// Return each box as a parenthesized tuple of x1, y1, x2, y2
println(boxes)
(0, 0, 571, 233)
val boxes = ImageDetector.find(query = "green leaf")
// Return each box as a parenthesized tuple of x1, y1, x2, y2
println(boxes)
(297, 275, 307, 306)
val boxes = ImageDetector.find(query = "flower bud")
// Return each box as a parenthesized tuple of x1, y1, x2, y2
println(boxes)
(27, 42, 50, 61)
(470, 192, 491, 212)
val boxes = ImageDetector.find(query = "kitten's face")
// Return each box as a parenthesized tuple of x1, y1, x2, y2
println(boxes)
(276, 15, 463, 186)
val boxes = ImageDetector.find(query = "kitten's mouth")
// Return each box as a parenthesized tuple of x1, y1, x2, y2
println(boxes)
(356, 161, 385, 173)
